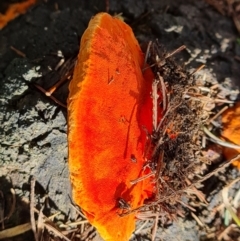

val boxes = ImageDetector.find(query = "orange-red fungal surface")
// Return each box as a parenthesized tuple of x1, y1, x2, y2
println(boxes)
(68, 13, 156, 241)
(0, 0, 36, 29)
(221, 102, 240, 169)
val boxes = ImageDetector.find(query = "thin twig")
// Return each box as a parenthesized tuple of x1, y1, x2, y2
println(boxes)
(133, 220, 149, 235)
(70, 204, 87, 220)
(44, 222, 71, 241)
(152, 79, 159, 131)
(194, 154, 240, 185)
(34, 84, 67, 108)
(10, 46, 26, 58)
(185, 178, 207, 203)
(165, 45, 186, 59)
(213, 98, 234, 104)
(191, 212, 205, 227)
(156, 100, 182, 133)
(130, 172, 155, 185)
(177, 200, 196, 212)
(157, 73, 167, 112)
(47, 72, 72, 95)
(143, 41, 152, 72)
(59, 220, 89, 228)
(208, 105, 229, 124)
(190, 64, 205, 75)
(142, 45, 186, 71)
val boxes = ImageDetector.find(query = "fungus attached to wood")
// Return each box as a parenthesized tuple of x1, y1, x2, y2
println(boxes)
(67, 13, 156, 240)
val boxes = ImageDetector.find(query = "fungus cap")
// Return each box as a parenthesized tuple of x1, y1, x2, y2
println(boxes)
(221, 102, 240, 169)
(68, 13, 156, 240)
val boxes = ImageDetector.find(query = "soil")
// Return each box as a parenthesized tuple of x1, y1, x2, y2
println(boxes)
(0, 0, 240, 241)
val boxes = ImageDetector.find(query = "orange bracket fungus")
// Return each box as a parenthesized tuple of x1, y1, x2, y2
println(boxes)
(0, 0, 36, 29)
(221, 102, 240, 169)
(67, 13, 157, 240)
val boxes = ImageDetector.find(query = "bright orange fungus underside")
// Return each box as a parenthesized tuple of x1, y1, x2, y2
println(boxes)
(221, 102, 240, 169)
(68, 13, 157, 241)
(0, 0, 36, 29)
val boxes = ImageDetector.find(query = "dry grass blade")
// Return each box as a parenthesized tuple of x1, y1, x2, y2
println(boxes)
(151, 214, 159, 241)
(184, 188, 207, 203)
(185, 178, 207, 203)
(217, 223, 238, 241)
(43, 222, 71, 241)
(191, 212, 205, 227)
(222, 177, 240, 227)
(203, 126, 240, 149)
(37, 200, 45, 241)
(5, 188, 16, 220)
(0, 191, 4, 228)
(55, 58, 65, 71)
(59, 220, 89, 228)
(26, 187, 76, 241)
(80, 225, 95, 241)
(207, 106, 229, 124)
(47, 211, 61, 221)
(70, 204, 87, 219)
(132, 220, 149, 236)
(0, 223, 31, 239)
(233, 189, 240, 210)
(30, 176, 38, 241)
(136, 211, 159, 220)
(177, 200, 196, 212)
(0, 188, 16, 227)
(143, 41, 152, 71)
(193, 154, 240, 185)
(130, 172, 155, 185)
(157, 73, 167, 112)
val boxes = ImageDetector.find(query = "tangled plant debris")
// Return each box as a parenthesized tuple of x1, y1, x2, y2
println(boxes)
(119, 40, 240, 239)
(121, 41, 207, 218)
